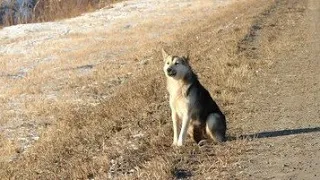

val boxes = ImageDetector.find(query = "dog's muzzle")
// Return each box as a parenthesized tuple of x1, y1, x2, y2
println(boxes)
(167, 67, 176, 77)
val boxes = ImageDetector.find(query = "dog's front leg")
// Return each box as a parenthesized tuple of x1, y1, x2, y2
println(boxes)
(177, 114, 190, 146)
(171, 111, 179, 146)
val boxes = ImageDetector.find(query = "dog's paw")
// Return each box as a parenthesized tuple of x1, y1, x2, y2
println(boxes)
(197, 140, 208, 147)
(176, 141, 183, 146)
(171, 141, 178, 147)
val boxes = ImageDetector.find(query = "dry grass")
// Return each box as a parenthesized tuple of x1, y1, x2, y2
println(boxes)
(0, 135, 17, 162)
(33, 0, 113, 22)
(0, 0, 120, 27)
(0, 0, 277, 179)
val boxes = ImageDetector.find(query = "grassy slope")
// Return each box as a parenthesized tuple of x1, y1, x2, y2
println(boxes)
(0, 0, 121, 27)
(0, 0, 276, 179)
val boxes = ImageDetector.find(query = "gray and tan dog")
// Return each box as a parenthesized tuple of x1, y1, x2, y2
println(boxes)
(162, 49, 227, 146)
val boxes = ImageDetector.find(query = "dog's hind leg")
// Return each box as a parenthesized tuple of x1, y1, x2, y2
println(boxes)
(188, 121, 205, 144)
(206, 113, 227, 142)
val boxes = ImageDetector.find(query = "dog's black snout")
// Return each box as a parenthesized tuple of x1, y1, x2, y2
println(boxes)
(166, 67, 176, 76)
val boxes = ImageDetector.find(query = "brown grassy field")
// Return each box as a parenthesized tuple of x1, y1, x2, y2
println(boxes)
(3, 0, 316, 179)
(0, 0, 121, 26)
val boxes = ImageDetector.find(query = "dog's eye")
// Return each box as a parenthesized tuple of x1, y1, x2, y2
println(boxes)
(174, 61, 179, 65)
(166, 62, 169, 65)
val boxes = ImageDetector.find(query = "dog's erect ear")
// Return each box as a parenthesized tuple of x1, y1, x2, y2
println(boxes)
(183, 56, 189, 63)
(183, 51, 190, 63)
(161, 48, 169, 61)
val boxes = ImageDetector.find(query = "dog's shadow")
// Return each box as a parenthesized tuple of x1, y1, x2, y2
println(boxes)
(230, 126, 320, 140)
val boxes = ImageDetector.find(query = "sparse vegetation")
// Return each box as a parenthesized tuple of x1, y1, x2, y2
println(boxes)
(0, 0, 119, 26)
(2, 0, 317, 179)
(0, 0, 275, 178)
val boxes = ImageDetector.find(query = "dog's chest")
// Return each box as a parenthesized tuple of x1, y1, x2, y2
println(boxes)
(168, 85, 190, 117)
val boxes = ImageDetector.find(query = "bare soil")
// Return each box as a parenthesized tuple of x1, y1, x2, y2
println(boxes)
(0, 0, 319, 179)
(237, 0, 320, 179)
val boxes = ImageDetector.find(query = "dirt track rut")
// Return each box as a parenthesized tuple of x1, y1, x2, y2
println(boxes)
(238, 0, 320, 178)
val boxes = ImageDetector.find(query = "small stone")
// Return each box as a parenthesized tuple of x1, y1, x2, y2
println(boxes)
(139, 59, 149, 65)
(15, 147, 24, 154)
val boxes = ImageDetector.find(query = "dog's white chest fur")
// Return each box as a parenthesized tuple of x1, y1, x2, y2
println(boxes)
(167, 79, 190, 118)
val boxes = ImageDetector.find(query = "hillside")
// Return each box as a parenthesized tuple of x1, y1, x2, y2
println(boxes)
(0, 0, 319, 179)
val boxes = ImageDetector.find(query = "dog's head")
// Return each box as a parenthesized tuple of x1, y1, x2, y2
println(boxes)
(162, 49, 190, 80)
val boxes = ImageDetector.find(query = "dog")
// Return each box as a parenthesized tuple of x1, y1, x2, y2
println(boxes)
(162, 49, 227, 146)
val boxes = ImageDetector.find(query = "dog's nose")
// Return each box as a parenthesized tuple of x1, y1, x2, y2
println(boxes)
(167, 67, 173, 73)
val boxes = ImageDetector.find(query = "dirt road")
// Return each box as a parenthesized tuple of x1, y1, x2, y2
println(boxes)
(0, 0, 319, 179)
(237, 0, 320, 178)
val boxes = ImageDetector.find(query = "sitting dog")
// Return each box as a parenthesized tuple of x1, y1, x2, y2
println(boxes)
(162, 49, 227, 146)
